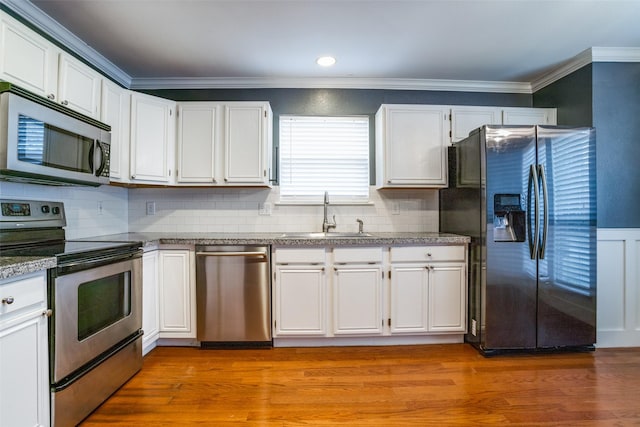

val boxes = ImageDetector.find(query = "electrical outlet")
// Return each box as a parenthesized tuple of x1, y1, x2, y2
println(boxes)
(146, 201, 156, 216)
(97, 201, 103, 215)
(258, 202, 272, 216)
(391, 202, 401, 215)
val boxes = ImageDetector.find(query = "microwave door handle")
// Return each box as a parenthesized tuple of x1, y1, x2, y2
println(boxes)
(88, 142, 95, 172)
(95, 142, 106, 177)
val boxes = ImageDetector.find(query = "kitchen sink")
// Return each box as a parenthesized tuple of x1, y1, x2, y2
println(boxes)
(280, 232, 374, 238)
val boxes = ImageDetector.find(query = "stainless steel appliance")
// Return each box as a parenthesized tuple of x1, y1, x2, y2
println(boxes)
(0, 199, 142, 426)
(195, 245, 271, 347)
(440, 125, 596, 355)
(0, 82, 111, 186)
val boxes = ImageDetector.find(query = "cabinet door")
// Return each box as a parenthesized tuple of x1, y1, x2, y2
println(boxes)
(224, 103, 271, 185)
(177, 103, 217, 183)
(57, 53, 102, 118)
(130, 92, 176, 183)
(142, 251, 159, 354)
(158, 250, 195, 337)
(0, 12, 58, 100)
(428, 263, 467, 332)
(450, 106, 502, 142)
(0, 315, 50, 427)
(101, 79, 130, 182)
(502, 107, 557, 125)
(333, 265, 383, 335)
(273, 265, 327, 336)
(389, 265, 429, 334)
(376, 104, 449, 188)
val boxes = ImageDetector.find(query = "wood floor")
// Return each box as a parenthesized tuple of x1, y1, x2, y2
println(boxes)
(80, 344, 640, 426)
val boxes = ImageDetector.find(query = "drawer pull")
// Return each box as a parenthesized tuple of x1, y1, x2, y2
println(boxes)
(2, 296, 15, 305)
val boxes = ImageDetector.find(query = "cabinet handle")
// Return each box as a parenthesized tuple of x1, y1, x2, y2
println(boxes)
(47, 93, 55, 100)
(42, 309, 53, 317)
(61, 100, 69, 106)
(2, 296, 14, 305)
(426, 253, 432, 257)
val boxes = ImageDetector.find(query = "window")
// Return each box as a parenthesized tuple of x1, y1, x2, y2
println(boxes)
(279, 115, 370, 203)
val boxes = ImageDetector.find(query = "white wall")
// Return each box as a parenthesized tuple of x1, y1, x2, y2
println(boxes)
(128, 186, 439, 234)
(0, 181, 128, 238)
(597, 228, 640, 347)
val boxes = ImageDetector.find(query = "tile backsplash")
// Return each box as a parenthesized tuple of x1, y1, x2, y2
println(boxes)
(0, 181, 128, 238)
(1, 182, 439, 236)
(128, 186, 439, 234)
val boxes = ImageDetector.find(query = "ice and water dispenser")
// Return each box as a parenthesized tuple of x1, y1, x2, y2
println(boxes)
(493, 194, 525, 242)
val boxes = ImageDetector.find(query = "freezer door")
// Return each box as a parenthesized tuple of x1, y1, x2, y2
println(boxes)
(536, 126, 596, 348)
(483, 125, 538, 350)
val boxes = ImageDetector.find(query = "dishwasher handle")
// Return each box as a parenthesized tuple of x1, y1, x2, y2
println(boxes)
(196, 251, 268, 258)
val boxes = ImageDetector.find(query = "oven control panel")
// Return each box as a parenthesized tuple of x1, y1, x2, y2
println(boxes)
(0, 199, 66, 229)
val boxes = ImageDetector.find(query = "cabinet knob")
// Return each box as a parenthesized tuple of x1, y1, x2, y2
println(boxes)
(47, 93, 55, 100)
(42, 309, 53, 317)
(61, 100, 69, 106)
(2, 296, 15, 305)
(426, 253, 432, 257)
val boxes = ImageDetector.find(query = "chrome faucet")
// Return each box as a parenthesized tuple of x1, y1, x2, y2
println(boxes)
(356, 218, 364, 234)
(322, 191, 336, 232)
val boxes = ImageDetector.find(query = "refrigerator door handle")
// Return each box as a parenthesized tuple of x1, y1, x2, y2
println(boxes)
(538, 164, 549, 259)
(527, 164, 539, 259)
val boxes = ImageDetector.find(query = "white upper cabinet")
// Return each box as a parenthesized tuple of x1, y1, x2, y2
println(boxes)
(57, 52, 102, 119)
(376, 104, 449, 188)
(101, 79, 130, 182)
(450, 106, 502, 142)
(130, 92, 176, 184)
(224, 102, 272, 186)
(176, 101, 272, 187)
(502, 107, 557, 125)
(0, 11, 58, 99)
(0, 11, 103, 119)
(177, 102, 217, 184)
(451, 106, 557, 143)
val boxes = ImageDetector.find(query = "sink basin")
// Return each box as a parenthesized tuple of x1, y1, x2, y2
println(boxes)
(280, 232, 373, 238)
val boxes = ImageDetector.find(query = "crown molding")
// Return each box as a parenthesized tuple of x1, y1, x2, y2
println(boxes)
(5, 1, 640, 94)
(130, 76, 533, 93)
(531, 47, 640, 92)
(1, 0, 132, 87)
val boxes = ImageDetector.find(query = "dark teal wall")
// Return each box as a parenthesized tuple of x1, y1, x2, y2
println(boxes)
(144, 88, 531, 185)
(592, 63, 640, 228)
(533, 65, 593, 126)
(534, 62, 640, 228)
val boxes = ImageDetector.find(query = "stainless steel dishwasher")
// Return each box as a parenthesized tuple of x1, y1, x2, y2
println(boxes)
(195, 245, 272, 348)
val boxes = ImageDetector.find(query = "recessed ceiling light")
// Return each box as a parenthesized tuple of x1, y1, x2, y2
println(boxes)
(316, 56, 336, 67)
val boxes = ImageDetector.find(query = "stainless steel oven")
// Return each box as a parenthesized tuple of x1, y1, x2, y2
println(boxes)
(50, 251, 142, 427)
(0, 199, 142, 427)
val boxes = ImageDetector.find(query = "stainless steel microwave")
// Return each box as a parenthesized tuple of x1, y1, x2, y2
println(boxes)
(0, 85, 111, 186)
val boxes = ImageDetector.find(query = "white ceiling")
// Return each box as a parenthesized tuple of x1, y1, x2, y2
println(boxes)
(22, 0, 640, 89)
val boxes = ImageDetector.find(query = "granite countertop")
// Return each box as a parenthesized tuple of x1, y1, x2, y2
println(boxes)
(73, 231, 470, 247)
(1, 232, 469, 280)
(0, 256, 56, 280)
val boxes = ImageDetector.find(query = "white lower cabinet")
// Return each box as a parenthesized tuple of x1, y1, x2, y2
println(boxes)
(272, 245, 467, 343)
(142, 250, 159, 354)
(0, 271, 50, 427)
(389, 246, 467, 334)
(158, 249, 196, 338)
(389, 265, 429, 333)
(332, 247, 384, 335)
(273, 248, 327, 336)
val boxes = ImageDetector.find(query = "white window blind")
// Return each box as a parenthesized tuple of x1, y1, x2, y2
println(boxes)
(279, 115, 370, 203)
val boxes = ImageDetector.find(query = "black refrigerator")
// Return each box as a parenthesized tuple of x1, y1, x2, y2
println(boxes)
(440, 125, 596, 355)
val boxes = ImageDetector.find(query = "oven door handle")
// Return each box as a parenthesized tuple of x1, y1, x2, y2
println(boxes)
(57, 251, 141, 272)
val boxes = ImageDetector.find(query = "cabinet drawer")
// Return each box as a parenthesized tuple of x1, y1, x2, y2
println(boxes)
(274, 248, 326, 264)
(333, 247, 382, 264)
(0, 272, 46, 318)
(390, 246, 465, 262)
